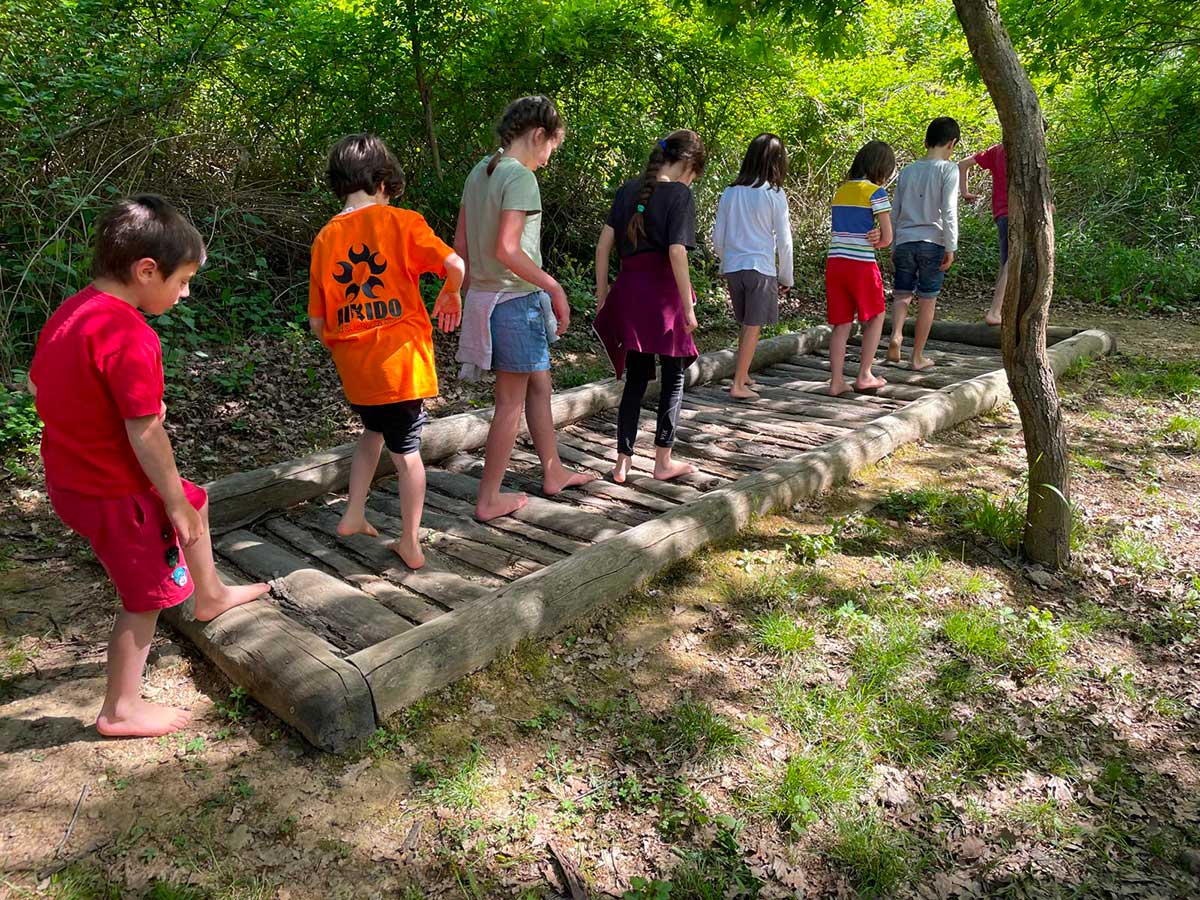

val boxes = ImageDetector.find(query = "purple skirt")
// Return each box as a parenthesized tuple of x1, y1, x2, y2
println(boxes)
(593, 252, 699, 379)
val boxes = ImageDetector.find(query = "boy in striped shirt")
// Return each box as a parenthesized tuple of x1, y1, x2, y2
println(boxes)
(825, 140, 895, 396)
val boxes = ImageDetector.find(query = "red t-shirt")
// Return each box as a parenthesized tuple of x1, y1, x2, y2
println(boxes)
(973, 144, 1008, 220)
(30, 286, 164, 497)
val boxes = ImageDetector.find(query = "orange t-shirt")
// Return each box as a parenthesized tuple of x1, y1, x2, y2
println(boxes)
(308, 205, 451, 405)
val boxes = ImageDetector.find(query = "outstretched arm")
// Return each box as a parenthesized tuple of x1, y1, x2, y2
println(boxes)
(432, 252, 465, 333)
(958, 158, 979, 202)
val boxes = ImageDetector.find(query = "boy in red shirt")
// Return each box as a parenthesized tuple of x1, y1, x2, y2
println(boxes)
(29, 196, 268, 738)
(308, 134, 464, 570)
(959, 143, 1008, 326)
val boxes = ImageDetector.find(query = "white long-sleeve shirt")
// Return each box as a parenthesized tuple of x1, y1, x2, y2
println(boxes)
(711, 184, 794, 286)
(891, 158, 960, 251)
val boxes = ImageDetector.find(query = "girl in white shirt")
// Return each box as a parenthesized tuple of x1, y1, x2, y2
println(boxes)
(712, 134, 794, 400)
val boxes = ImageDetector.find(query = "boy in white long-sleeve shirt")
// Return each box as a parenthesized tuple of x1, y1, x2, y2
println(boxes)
(712, 133, 794, 400)
(887, 117, 960, 370)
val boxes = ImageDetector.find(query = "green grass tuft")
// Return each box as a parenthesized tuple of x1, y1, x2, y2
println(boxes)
(753, 609, 816, 655)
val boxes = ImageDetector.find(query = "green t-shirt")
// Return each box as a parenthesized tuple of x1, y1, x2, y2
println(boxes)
(461, 155, 543, 294)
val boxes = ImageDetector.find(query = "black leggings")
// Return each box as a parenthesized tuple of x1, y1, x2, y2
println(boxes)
(617, 352, 686, 456)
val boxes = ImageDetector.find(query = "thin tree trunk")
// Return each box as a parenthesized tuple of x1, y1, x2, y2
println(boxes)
(407, 0, 443, 182)
(952, 0, 1071, 568)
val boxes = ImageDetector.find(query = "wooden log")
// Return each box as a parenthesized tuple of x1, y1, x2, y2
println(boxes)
(668, 406, 847, 448)
(424, 469, 627, 543)
(422, 489, 591, 554)
(689, 384, 893, 423)
(302, 506, 497, 605)
(763, 364, 935, 402)
(884, 318, 1078, 349)
(350, 329, 1114, 717)
(262, 517, 441, 624)
(552, 434, 706, 503)
(564, 425, 727, 490)
(681, 391, 868, 432)
(216, 530, 411, 651)
(162, 590, 375, 753)
(505, 446, 678, 513)
(206, 326, 834, 531)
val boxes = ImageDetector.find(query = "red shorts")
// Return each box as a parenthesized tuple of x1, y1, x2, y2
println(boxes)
(48, 480, 208, 614)
(825, 256, 885, 326)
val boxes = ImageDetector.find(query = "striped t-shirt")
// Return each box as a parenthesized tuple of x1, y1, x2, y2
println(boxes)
(828, 179, 891, 263)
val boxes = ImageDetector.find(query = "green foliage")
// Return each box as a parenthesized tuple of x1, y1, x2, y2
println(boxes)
(827, 813, 914, 898)
(0, 378, 40, 453)
(622, 699, 747, 766)
(943, 604, 1072, 678)
(1110, 528, 1168, 574)
(1162, 415, 1200, 451)
(752, 609, 816, 655)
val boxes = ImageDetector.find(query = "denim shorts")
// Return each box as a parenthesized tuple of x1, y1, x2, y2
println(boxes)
(892, 240, 946, 300)
(491, 291, 551, 373)
(996, 215, 1009, 265)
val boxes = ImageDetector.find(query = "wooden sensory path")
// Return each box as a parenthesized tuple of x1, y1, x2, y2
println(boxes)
(165, 321, 1115, 751)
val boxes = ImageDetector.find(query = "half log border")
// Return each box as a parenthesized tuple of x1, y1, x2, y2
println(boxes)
(170, 322, 1111, 751)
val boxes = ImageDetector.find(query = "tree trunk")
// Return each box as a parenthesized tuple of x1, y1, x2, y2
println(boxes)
(406, 0, 443, 182)
(953, 0, 1071, 569)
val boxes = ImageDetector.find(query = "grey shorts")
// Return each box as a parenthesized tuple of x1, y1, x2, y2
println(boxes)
(726, 269, 779, 326)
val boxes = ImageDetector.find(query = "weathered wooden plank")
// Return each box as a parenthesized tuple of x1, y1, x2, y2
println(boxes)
(884, 318, 1078, 349)
(505, 446, 679, 513)
(566, 423, 729, 490)
(261, 516, 440, 624)
(579, 418, 747, 480)
(689, 384, 893, 423)
(345, 497, 542, 581)
(764, 363, 935, 402)
(162, 587, 375, 753)
(682, 390, 871, 431)
(216, 530, 411, 651)
(424, 469, 628, 543)
(206, 325, 834, 530)
(670, 405, 848, 448)
(805, 352, 972, 389)
(366, 490, 565, 567)
(552, 434, 706, 503)
(350, 329, 1115, 718)
(422, 488, 592, 554)
(303, 507, 495, 606)
(439, 452, 652, 527)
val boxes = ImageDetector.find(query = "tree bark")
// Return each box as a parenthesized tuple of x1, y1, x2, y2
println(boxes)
(407, 0, 443, 182)
(953, 0, 1071, 569)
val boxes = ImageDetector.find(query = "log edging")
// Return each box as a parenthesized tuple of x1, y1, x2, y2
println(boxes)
(349, 328, 1116, 719)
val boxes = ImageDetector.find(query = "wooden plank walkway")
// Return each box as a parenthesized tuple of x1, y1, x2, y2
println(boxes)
(164, 322, 1115, 751)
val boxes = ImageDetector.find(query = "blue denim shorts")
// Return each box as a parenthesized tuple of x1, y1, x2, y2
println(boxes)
(893, 240, 946, 300)
(491, 291, 551, 373)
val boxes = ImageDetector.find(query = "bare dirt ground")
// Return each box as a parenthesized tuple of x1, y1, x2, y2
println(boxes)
(2, 292, 1199, 899)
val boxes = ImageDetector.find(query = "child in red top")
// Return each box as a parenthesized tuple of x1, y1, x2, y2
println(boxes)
(958, 142, 1008, 326)
(308, 134, 464, 569)
(29, 196, 268, 738)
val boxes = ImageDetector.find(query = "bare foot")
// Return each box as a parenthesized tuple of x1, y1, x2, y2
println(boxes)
(612, 454, 633, 484)
(389, 539, 425, 570)
(194, 582, 269, 622)
(336, 513, 378, 538)
(654, 458, 697, 481)
(96, 699, 192, 738)
(985, 315, 1002, 326)
(854, 373, 887, 391)
(476, 492, 528, 522)
(886, 341, 902, 364)
(543, 467, 599, 496)
(729, 385, 760, 400)
(911, 357, 936, 371)
(828, 380, 851, 397)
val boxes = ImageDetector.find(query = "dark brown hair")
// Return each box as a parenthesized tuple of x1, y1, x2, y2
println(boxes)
(487, 95, 565, 176)
(326, 133, 405, 201)
(925, 117, 961, 148)
(91, 195, 205, 283)
(731, 132, 788, 190)
(626, 129, 707, 245)
(847, 140, 896, 186)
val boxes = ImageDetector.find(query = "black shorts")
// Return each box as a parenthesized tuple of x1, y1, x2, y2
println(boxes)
(351, 399, 427, 456)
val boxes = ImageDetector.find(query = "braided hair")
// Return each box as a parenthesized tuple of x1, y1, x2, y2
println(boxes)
(626, 129, 707, 245)
(486, 95, 564, 176)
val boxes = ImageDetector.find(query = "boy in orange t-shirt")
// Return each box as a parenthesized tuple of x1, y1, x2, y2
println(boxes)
(309, 134, 464, 569)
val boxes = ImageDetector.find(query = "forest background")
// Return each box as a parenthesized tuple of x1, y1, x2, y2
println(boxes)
(1, 0, 1197, 432)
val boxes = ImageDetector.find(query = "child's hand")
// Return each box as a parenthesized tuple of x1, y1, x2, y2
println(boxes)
(158, 401, 167, 422)
(778, 283, 790, 300)
(167, 498, 205, 548)
(939, 250, 955, 272)
(683, 308, 698, 333)
(866, 227, 882, 248)
(961, 191, 980, 202)
(432, 289, 462, 333)
(549, 283, 570, 336)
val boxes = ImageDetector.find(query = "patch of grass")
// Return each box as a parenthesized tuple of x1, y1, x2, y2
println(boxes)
(942, 605, 1071, 679)
(772, 681, 873, 749)
(782, 529, 838, 565)
(752, 609, 816, 655)
(829, 511, 888, 553)
(947, 568, 1000, 599)
(722, 572, 796, 608)
(958, 489, 1025, 551)
(943, 608, 1009, 666)
(876, 694, 956, 764)
(622, 699, 746, 766)
(751, 746, 870, 834)
(1008, 798, 1082, 841)
(555, 358, 611, 390)
(889, 550, 944, 591)
(1072, 451, 1107, 471)
(826, 813, 914, 899)
(952, 721, 1030, 780)
(849, 614, 923, 693)
(1161, 414, 1200, 450)
(42, 865, 121, 899)
(1109, 356, 1200, 400)
(425, 743, 488, 810)
(877, 487, 957, 525)
(1111, 528, 1169, 574)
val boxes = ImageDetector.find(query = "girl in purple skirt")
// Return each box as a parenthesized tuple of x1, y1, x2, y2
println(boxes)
(594, 130, 707, 484)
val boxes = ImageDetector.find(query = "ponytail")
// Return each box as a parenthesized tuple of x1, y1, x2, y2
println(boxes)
(626, 129, 707, 245)
(486, 95, 564, 176)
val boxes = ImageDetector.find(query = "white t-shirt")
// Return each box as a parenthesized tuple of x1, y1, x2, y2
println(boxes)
(711, 184, 794, 286)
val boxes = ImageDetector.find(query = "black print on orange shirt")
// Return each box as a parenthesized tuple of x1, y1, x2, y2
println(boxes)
(333, 244, 387, 300)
